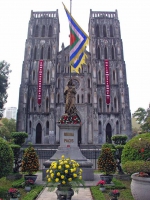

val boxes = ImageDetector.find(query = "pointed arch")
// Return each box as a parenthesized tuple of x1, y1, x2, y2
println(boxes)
(35, 25, 39, 37)
(98, 70, 101, 84)
(95, 25, 99, 37)
(103, 25, 107, 37)
(41, 25, 45, 37)
(97, 46, 100, 60)
(81, 94, 84, 103)
(47, 70, 50, 83)
(113, 70, 116, 84)
(32, 70, 35, 82)
(30, 97, 34, 112)
(48, 46, 52, 59)
(112, 46, 115, 60)
(106, 123, 112, 143)
(46, 121, 49, 135)
(48, 25, 53, 37)
(41, 46, 44, 59)
(88, 64, 90, 73)
(110, 25, 113, 37)
(88, 93, 91, 103)
(57, 79, 60, 88)
(88, 78, 90, 88)
(36, 123, 42, 144)
(104, 47, 107, 59)
(99, 121, 102, 135)
(34, 46, 37, 60)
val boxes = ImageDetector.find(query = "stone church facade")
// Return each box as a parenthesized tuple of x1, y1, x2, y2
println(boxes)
(17, 9, 131, 145)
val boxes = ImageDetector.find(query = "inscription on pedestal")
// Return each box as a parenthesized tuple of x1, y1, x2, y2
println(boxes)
(64, 133, 74, 136)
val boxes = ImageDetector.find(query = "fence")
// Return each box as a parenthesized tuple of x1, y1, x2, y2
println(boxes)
(20, 147, 101, 170)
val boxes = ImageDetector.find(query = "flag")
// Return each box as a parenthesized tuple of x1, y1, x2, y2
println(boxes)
(63, 3, 89, 73)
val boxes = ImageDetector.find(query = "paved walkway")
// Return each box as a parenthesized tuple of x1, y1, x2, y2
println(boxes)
(35, 172, 100, 200)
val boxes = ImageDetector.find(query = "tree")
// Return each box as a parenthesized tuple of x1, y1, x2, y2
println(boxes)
(132, 107, 150, 132)
(0, 118, 16, 140)
(0, 60, 11, 118)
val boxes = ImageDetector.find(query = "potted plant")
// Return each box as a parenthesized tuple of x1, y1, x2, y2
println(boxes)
(7, 188, 20, 200)
(96, 180, 106, 192)
(21, 144, 39, 183)
(109, 189, 120, 200)
(25, 178, 34, 192)
(97, 147, 116, 184)
(46, 155, 85, 200)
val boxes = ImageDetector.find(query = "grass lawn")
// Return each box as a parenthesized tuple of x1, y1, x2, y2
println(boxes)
(91, 178, 134, 200)
(0, 176, 44, 200)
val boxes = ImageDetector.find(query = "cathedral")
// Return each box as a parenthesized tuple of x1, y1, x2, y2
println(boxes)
(17, 9, 132, 145)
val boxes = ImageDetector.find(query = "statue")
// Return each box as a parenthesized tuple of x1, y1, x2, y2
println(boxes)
(64, 79, 77, 115)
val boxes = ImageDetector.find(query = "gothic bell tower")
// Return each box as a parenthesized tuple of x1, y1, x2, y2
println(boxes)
(88, 10, 131, 143)
(17, 10, 60, 144)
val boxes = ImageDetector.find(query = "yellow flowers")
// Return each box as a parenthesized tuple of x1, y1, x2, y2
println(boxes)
(46, 155, 84, 188)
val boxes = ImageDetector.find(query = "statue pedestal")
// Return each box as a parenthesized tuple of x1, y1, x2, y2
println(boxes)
(43, 123, 94, 181)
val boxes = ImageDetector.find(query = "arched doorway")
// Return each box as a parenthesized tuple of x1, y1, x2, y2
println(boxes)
(78, 126, 81, 146)
(36, 123, 42, 144)
(106, 123, 112, 143)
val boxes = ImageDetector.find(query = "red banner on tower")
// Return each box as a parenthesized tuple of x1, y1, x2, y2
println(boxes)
(37, 60, 44, 105)
(104, 60, 110, 104)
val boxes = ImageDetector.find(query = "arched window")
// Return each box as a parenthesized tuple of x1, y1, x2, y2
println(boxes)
(35, 25, 38, 37)
(46, 121, 49, 135)
(116, 121, 119, 134)
(99, 98, 102, 111)
(82, 94, 84, 103)
(88, 94, 90, 103)
(48, 46, 52, 59)
(29, 121, 32, 134)
(114, 97, 117, 111)
(41, 46, 44, 59)
(34, 46, 37, 60)
(110, 25, 113, 37)
(58, 94, 60, 103)
(98, 70, 101, 84)
(36, 123, 42, 144)
(104, 47, 107, 59)
(113, 70, 116, 84)
(95, 25, 99, 37)
(48, 25, 53, 37)
(112, 46, 115, 60)
(26, 69, 28, 79)
(88, 78, 90, 88)
(32, 70, 35, 82)
(41, 25, 45, 37)
(106, 123, 112, 143)
(103, 25, 107, 37)
(97, 46, 100, 60)
(77, 94, 79, 103)
(47, 71, 50, 83)
(107, 104, 109, 112)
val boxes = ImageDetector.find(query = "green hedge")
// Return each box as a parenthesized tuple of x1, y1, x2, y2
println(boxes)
(122, 160, 150, 175)
(90, 186, 105, 200)
(122, 133, 150, 164)
(22, 185, 44, 200)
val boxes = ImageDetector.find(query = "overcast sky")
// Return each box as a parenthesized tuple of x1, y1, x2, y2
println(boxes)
(0, 0, 150, 115)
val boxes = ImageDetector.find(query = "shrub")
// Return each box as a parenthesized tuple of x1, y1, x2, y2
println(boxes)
(112, 135, 128, 145)
(97, 148, 116, 175)
(121, 133, 150, 164)
(11, 132, 28, 145)
(0, 137, 13, 178)
(122, 160, 150, 175)
(21, 144, 39, 175)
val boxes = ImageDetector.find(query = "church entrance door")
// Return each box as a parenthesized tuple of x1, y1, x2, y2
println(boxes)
(36, 123, 42, 144)
(106, 123, 112, 143)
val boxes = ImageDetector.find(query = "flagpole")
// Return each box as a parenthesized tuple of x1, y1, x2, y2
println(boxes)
(69, 0, 72, 80)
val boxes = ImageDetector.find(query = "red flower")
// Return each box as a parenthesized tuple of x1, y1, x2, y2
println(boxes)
(96, 180, 106, 186)
(141, 148, 145, 153)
